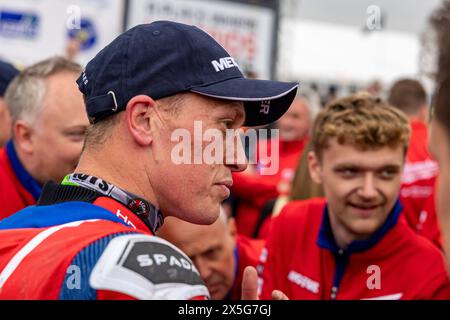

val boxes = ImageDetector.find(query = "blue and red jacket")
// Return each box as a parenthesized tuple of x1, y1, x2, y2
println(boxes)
(259, 198, 450, 300)
(0, 184, 209, 300)
(0, 141, 41, 220)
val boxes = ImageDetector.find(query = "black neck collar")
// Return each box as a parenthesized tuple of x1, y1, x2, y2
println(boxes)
(38, 173, 164, 233)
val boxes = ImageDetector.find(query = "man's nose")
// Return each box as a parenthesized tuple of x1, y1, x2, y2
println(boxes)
(194, 257, 213, 281)
(224, 132, 248, 172)
(357, 173, 378, 199)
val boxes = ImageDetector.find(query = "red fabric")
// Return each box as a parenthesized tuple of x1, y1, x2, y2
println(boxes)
(0, 198, 157, 300)
(0, 197, 210, 300)
(0, 219, 144, 299)
(260, 198, 450, 300)
(232, 138, 307, 237)
(400, 120, 441, 247)
(97, 290, 137, 300)
(93, 197, 150, 232)
(229, 235, 265, 300)
(0, 147, 35, 220)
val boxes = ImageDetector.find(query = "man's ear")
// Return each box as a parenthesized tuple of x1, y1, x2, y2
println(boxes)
(13, 120, 34, 154)
(126, 95, 156, 146)
(418, 105, 429, 123)
(308, 150, 323, 184)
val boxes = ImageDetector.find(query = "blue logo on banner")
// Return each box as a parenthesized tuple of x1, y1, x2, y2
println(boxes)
(0, 10, 40, 39)
(67, 18, 97, 51)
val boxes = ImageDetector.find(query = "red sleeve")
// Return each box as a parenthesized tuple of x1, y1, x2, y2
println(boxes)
(97, 290, 137, 300)
(401, 179, 442, 249)
(420, 271, 450, 300)
(258, 211, 289, 300)
(232, 172, 278, 201)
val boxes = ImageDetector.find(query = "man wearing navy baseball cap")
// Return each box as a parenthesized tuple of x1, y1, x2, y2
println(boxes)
(0, 60, 19, 148)
(0, 21, 295, 300)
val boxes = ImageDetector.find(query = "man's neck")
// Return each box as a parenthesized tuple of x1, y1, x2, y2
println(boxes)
(328, 212, 370, 250)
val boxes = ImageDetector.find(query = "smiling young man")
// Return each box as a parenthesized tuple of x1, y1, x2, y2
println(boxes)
(259, 93, 450, 300)
(0, 21, 297, 300)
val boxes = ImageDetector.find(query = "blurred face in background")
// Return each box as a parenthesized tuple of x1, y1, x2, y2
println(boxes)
(0, 98, 11, 147)
(17, 71, 89, 184)
(158, 213, 237, 300)
(278, 98, 311, 141)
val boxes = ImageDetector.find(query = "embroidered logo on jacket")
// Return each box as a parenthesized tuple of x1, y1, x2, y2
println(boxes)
(287, 270, 320, 294)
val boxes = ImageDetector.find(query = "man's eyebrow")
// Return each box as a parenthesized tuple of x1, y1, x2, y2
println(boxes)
(63, 125, 88, 131)
(333, 163, 402, 170)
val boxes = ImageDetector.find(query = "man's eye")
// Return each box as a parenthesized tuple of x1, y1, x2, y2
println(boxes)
(222, 120, 234, 129)
(378, 169, 397, 179)
(65, 131, 86, 141)
(204, 247, 220, 260)
(339, 168, 358, 177)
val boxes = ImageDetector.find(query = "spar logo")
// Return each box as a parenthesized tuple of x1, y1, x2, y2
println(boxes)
(0, 10, 40, 39)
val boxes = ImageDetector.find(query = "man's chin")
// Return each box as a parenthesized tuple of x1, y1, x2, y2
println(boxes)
(208, 284, 227, 300)
(172, 207, 220, 225)
(347, 220, 382, 239)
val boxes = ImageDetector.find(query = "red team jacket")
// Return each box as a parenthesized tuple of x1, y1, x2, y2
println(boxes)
(259, 198, 450, 300)
(0, 142, 40, 220)
(0, 195, 209, 300)
(232, 138, 307, 236)
(400, 120, 441, 247)
(229, 235, 265, 300)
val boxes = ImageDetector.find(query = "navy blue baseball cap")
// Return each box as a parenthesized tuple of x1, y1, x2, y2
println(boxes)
(0, 60, 19, 97)
(77, 21, 298, 126)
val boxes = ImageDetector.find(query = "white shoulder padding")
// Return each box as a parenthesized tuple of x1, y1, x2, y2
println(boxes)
(89, 234, 209, 300)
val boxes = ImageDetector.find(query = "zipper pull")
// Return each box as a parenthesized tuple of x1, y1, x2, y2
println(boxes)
(330, 286, 338, 300)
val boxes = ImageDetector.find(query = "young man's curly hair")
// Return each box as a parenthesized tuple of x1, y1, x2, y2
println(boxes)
(311, 92, 411, 160)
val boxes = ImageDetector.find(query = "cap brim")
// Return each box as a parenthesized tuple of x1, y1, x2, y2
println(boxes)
(190, 78, 299, 126)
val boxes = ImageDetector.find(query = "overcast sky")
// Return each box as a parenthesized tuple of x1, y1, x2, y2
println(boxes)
(285, 0, 443, 35)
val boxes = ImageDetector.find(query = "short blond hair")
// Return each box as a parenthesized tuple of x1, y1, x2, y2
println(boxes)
(5, 56, 82, 125)
(312, 92, 410, 159)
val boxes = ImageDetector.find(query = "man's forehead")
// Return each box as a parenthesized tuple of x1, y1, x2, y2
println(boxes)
(322, 139, 405, 166)
(212, 98, 244, 113)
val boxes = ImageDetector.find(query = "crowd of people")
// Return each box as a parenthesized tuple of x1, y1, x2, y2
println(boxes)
(1, 4, 450, 301)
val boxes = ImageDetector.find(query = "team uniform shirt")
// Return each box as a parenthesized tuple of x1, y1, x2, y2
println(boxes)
(228, 235, 265, 300)
(232, 138, 307, 237)
(400, 120, 441, 247)
(0, 177, 209, 300)
(259, 198, 450, 300)
(0, 141, 41, 220)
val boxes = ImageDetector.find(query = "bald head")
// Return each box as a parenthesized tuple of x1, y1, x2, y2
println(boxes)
(278, 97, 311, 141)
(157, 209, 237, 300)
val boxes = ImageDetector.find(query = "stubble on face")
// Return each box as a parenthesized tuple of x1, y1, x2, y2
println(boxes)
(148, 93, 244, 224)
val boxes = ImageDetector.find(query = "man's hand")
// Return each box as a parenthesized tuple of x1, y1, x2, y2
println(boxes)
(241, 266, 289, 300)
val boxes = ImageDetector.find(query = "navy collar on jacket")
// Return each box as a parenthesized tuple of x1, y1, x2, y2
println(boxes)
(6, 140, 41, 201)
(317, 199, 403, 255)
